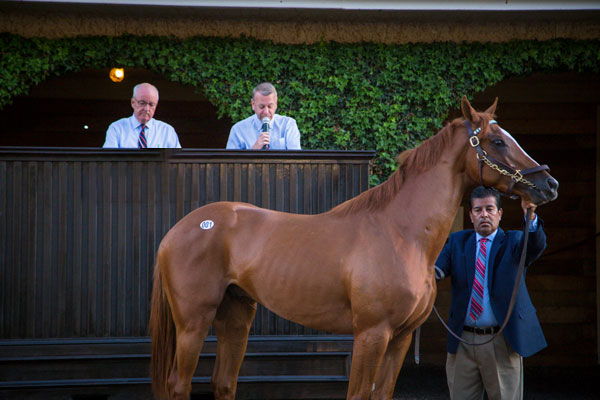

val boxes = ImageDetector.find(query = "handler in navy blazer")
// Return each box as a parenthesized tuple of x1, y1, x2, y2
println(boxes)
(435, 220, 547, 357)
(435, 186, 548, 400)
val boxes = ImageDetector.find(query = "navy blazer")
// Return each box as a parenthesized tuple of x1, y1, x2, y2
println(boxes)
(435, 220, 547, 357)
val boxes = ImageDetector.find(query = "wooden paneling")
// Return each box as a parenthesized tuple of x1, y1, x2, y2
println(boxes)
(0, 336, 354, 399)
(0, 148, 373, 340)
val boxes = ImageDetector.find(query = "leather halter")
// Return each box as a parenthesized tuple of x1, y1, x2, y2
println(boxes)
(465, 120, 550, 197)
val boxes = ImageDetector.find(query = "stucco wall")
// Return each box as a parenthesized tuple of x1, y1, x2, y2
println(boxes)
(1, 8, 599, 43)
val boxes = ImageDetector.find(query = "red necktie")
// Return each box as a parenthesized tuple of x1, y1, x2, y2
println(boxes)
(468, 238, 488, 322)
(138, 124, 147, 149)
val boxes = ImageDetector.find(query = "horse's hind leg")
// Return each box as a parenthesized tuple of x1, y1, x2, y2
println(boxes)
(169, 310, 216, 399)
(211, 285, 257, 400)
(371, 333, 412, 399)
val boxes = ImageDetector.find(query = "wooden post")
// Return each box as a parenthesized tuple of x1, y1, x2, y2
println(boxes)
(596, 104, 600, 365)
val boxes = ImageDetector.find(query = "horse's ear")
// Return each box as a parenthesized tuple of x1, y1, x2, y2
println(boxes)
(484, 97, 498, 116)
(461, 96, 478, 123)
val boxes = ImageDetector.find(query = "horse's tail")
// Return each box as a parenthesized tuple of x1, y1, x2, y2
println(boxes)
(149, 254, 176, 400)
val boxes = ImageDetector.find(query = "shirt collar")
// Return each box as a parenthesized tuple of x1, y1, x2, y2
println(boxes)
(131, 114, 153, 130)
(476, 229, 498, 244)
(254, 114, 278, 127)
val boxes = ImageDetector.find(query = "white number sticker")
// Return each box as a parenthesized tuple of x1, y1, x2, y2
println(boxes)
(200, 220, 214, 230)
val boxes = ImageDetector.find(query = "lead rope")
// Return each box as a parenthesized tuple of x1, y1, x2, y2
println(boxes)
(414, 208, 532, 363)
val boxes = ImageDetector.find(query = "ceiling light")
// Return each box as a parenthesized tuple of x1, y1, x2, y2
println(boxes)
(109, 68, 124, 82)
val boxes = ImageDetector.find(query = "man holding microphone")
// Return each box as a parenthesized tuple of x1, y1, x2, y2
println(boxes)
(226, 82, 301, 150)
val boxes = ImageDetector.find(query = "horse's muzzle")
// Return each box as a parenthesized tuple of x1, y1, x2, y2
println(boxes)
(534, 175, 559, 204)
(546, 177, 559, 200)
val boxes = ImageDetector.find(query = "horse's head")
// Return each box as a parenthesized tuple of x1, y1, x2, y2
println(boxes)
(461, 96, 559, 205)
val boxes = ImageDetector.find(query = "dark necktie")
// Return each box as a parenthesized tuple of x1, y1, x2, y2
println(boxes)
(138, 124, 147, 149)
(468, 238, 488, 323)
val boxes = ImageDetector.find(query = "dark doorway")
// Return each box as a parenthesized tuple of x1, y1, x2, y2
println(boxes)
(0, 68, 233, 148)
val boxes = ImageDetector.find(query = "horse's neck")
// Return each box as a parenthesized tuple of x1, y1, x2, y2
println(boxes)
(385, 138, 469, 251)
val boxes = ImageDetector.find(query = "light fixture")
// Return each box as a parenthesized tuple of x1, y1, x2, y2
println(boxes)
(109, 67, 124, 82)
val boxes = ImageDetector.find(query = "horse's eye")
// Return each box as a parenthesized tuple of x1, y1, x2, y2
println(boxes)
(492, 139, 505, 147)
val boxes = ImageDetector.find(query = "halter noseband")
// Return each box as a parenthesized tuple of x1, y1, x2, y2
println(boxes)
(465, 120, 549, 197)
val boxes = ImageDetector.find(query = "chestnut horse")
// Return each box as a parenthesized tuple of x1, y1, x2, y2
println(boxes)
(150, 97, 558, 399)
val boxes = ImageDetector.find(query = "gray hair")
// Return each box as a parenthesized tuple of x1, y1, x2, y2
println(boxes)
(132, 82, 159, 101)
(252, 82, 277, 100)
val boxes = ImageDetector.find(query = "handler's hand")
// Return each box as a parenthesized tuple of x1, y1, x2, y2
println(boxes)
(252, 131, 270, 149)
(521, 197, 537, 220)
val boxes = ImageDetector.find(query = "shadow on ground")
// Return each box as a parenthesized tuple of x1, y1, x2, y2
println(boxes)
(393, 365, 600, 399)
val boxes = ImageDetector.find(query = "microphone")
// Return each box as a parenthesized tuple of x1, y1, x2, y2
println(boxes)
(261, 117, 270, 149)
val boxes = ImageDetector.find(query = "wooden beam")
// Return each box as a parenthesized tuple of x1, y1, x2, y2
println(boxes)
(596, 104, 600, 365)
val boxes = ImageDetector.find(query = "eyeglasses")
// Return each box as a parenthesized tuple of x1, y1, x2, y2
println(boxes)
(133, 98, 157, 108)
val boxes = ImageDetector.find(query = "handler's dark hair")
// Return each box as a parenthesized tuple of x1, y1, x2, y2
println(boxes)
(469, 186, 502, 210)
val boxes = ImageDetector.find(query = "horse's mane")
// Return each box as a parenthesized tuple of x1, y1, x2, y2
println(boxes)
(328, 117, 471, 217)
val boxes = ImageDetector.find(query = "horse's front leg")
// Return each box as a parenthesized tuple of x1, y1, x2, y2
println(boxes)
(347, 325, 391, 400)
(371, 332, 412, 399)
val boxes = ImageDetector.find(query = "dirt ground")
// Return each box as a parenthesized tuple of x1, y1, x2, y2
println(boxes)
(392, 364, 600, 400)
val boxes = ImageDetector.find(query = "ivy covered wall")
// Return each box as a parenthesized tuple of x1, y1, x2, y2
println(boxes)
(1, 33, 599, 180)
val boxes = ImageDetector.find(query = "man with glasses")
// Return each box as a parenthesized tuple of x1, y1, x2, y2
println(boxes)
(103, 82, 181, 148)
(435, 186, 548, 400)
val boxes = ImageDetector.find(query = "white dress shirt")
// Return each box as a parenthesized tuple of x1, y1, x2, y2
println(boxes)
(103, 114, 181, 148)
